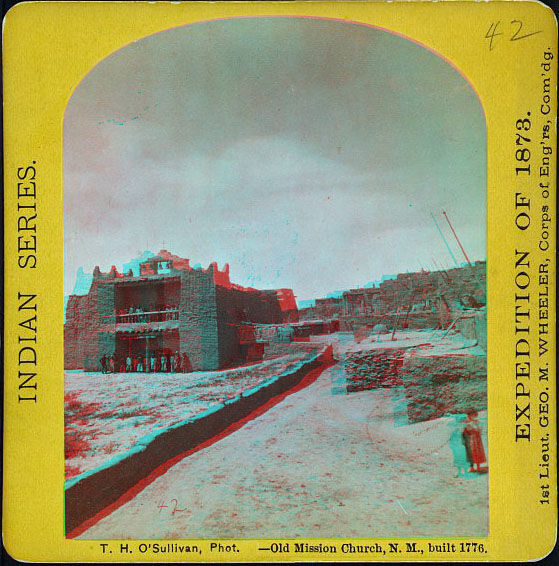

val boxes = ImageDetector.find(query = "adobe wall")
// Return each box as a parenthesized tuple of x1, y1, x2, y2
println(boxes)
(336, 343, 486, 424)
(215, 286, 284, 367)
(65, 295, 94, 369)
(179, 270, 219, 371)
(339, 262, 486, 319)
(377, 262, 486, 309)
(340, 348, 407, 392)
(65, 280, 116, 370)
(216, 286, 283, 324)
(276, 288, 299, 323)
(401, 350, 487, 423)
(96, 282, 117, 366)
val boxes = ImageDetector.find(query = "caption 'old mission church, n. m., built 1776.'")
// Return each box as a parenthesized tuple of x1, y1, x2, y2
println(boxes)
(64, 250, 299, 372)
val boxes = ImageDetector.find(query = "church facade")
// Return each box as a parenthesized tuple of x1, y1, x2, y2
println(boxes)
(64, 250, 298, 371)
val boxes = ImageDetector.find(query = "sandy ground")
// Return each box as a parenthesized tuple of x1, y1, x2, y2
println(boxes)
(65, 346, 314, 479)
(77, 358, 488, 540)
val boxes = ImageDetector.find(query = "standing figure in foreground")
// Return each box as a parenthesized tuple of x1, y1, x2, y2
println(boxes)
(462, 410, 487, 472)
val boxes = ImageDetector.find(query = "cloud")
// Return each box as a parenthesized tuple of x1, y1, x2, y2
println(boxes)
(63, 18, 486, 300)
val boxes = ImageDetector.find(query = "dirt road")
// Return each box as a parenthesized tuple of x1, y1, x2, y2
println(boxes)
(77, 361, 488, 539)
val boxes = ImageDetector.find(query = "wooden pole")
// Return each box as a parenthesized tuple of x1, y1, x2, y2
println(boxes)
(430, 212, 459, 267)
(442, 210, 471, 266)
(442, 210, 485, 295)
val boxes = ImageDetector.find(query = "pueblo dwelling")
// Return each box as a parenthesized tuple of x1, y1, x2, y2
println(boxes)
(64, 250, 298, 371)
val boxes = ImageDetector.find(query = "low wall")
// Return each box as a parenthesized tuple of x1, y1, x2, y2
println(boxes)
(474, 311, 487, 351)
(289, 320, 339, 338)
(455, 310, 487, 352)
(401, 350, 487, 423)
(65, 345, 333, 535)
(341, 311, 445, 333)
(336, 343, 487, 425)
(341, 348, 407, 392)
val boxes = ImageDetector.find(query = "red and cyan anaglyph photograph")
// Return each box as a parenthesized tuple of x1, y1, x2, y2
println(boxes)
(63, 17, 488, 542)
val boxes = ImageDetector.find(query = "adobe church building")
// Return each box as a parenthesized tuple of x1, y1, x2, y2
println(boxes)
(64, 250, 298, 371)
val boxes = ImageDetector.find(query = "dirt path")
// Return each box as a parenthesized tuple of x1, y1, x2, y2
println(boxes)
(77, 362, 488, 540)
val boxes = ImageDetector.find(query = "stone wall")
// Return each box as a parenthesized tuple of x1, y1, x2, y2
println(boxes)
(65, 281, 113, 370)
(343, 311, 444, 334)
(333, 262, 487, 320)
(401, 350, 487, 423)
(179, 270, 219, 371)
(376, 262, 486, 313)
(340, 348, 407, 392)
(336, 343, 487, 425)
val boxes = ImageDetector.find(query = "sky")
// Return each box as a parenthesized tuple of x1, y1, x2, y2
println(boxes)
(63, 17, 486, 303)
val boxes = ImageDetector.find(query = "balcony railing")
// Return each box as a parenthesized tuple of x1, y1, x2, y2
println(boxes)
(101, 309, 179, 324)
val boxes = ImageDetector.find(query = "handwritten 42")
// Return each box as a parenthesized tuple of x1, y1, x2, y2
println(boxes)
(157, 498, 186, 515)
(485, 20, 541, 51)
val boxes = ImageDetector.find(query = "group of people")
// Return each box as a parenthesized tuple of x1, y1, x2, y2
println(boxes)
(113, 305, 179, 324)
(99, 351, 192, 373)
